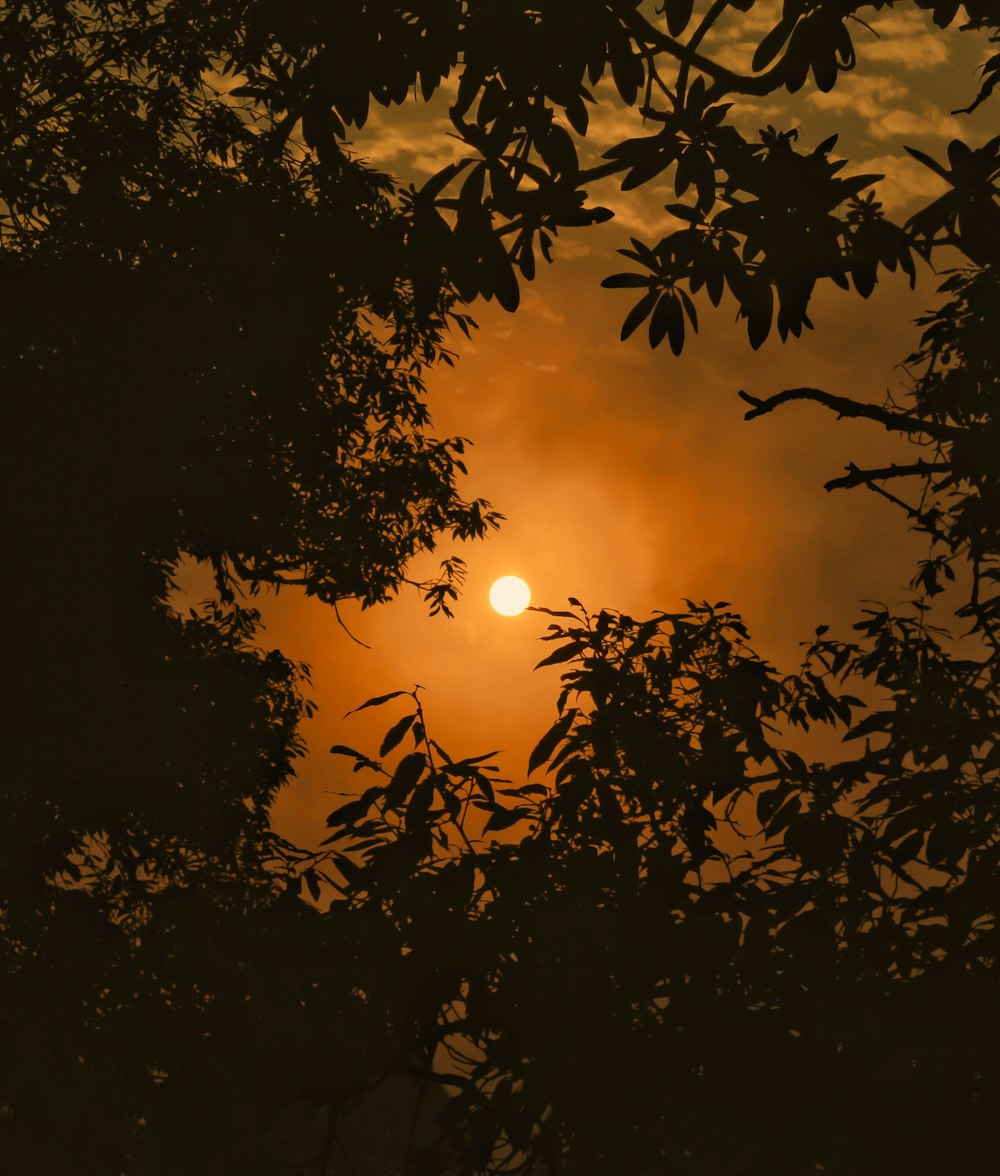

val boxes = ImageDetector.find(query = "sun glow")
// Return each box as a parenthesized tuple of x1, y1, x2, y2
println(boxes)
(489, 576, 531, 617)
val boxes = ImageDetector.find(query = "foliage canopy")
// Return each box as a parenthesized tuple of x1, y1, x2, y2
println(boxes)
(2, 0, 998, 1173)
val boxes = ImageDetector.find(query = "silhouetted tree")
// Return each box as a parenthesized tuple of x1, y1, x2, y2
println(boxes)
(319, 17, 1000, 1175)
(2, 1, 997, 1173)
(332, 233, 998, 1172)
(3, 5, 493, 1171)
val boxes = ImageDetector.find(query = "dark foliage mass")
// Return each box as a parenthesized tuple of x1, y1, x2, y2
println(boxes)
(1, 1, 997, 1173)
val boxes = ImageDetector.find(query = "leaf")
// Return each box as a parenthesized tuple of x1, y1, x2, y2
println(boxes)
(926, 822, 963, 867)
(325, 785, 385, 828)
(330, 744, 367, 759)
(541, 125, 578, 179)
(844, 710, 893, 742)
(677, 286, 699, 330)
(664, 0, 695, 35)
(385, 752, 426, 809)
(380, 713, 416, 757)
(528, 709, 577, 774)
(769, 794, 802, 835)
(500, 784, 548, 797)
(609, 39, 644, 105)
(473, 771, 495, 804)
(601, 272, 653, 289)
(564, 92, 589, 136)
(483, 805, 530, 834)
(492, 251, 520, 312)
(417, 159, 469, 205)
(535, 641, 584, 669)
(302, 871, 321, 902)
(620, 290, 659, 340)
(649, 291, 685, 354)
(331, 853, 364, 882)
(903, 144, 951, 181)
(752, 17, 796, 72)
(345, 690, 408, 717)
(405, 779, 436, 831)
(743, 279, 774, 349)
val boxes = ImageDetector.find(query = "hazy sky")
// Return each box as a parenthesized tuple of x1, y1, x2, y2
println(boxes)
(178, 7, 994, 846)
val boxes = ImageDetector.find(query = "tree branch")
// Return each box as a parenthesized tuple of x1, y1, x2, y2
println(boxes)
(738, 387, 963, 442)
(231, 555, 310, 586)
(613, 1, 794, 98)
(824, 460, 952, 492)
(851, 477, 955, 544)
(677, 0, 732, 103)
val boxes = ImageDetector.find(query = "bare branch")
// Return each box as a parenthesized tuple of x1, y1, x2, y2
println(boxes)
(739, 387, 963, 442)
(851, 476, 956, 546)
(825, 460, 952, 492)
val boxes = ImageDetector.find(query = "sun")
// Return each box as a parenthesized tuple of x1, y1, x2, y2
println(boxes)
(489, 575, 531, 617)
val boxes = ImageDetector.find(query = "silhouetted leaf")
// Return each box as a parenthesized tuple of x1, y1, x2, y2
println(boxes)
(535, 642, 585, 669)
(528, 709, 577, 774)
(664, 0, 695, 36)
(380, 713, 417, 757)
(602, 272, 651, 289)
(385, 751, 426, 809)
(649, 292, 685, 353)
(346, 691, 408, 717)
(904, 144, 951, 181)
(483, 805, 530, 833)
(752, 18, 796, 72)
(330, 743, 367, 759)
(325, 785, 385, 828)
(620, 290, 658, 340)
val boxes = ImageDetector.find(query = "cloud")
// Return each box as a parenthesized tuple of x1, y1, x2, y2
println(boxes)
(350, 114, 464, 177)
(858, 9, 951, 69)
(597, 184, 678, 237)
(522, 291, 566, 326)
(808, 72, 963, 145)
(870, 107, 964, 141)
(807, 74, 910, 115)
(711, 0, 784, 71)
(595, 340, 651, 368)
(711, 2, 949, 75)
(551, 239, 592, 261)
(586, 79, 651, 139)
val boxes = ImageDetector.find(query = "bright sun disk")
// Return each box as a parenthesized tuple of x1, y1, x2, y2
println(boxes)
(489, 575, 531, 617)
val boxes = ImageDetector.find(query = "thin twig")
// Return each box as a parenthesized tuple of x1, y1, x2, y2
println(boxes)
(333, 600, 371, 648)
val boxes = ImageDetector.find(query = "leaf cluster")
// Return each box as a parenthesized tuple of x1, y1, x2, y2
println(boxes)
(324, 583, 997, 1172)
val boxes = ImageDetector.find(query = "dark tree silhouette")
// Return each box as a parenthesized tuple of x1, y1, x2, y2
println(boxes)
(2, 1, 997, 1173)
(332, 241, 998, 1172)
(3, 6, 494, 1172)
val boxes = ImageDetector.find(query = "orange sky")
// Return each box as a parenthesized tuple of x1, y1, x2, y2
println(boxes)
(177, 7, 994, 847)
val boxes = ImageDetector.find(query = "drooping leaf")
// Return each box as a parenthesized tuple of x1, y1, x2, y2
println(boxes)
(752, 17, 796, 72)
(620, 290, 659, 340)
(384, 751, 427, 809)
(535, 642, 585, 669)
(380, 712, 417, 757)
(528, 709, 577, 774)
